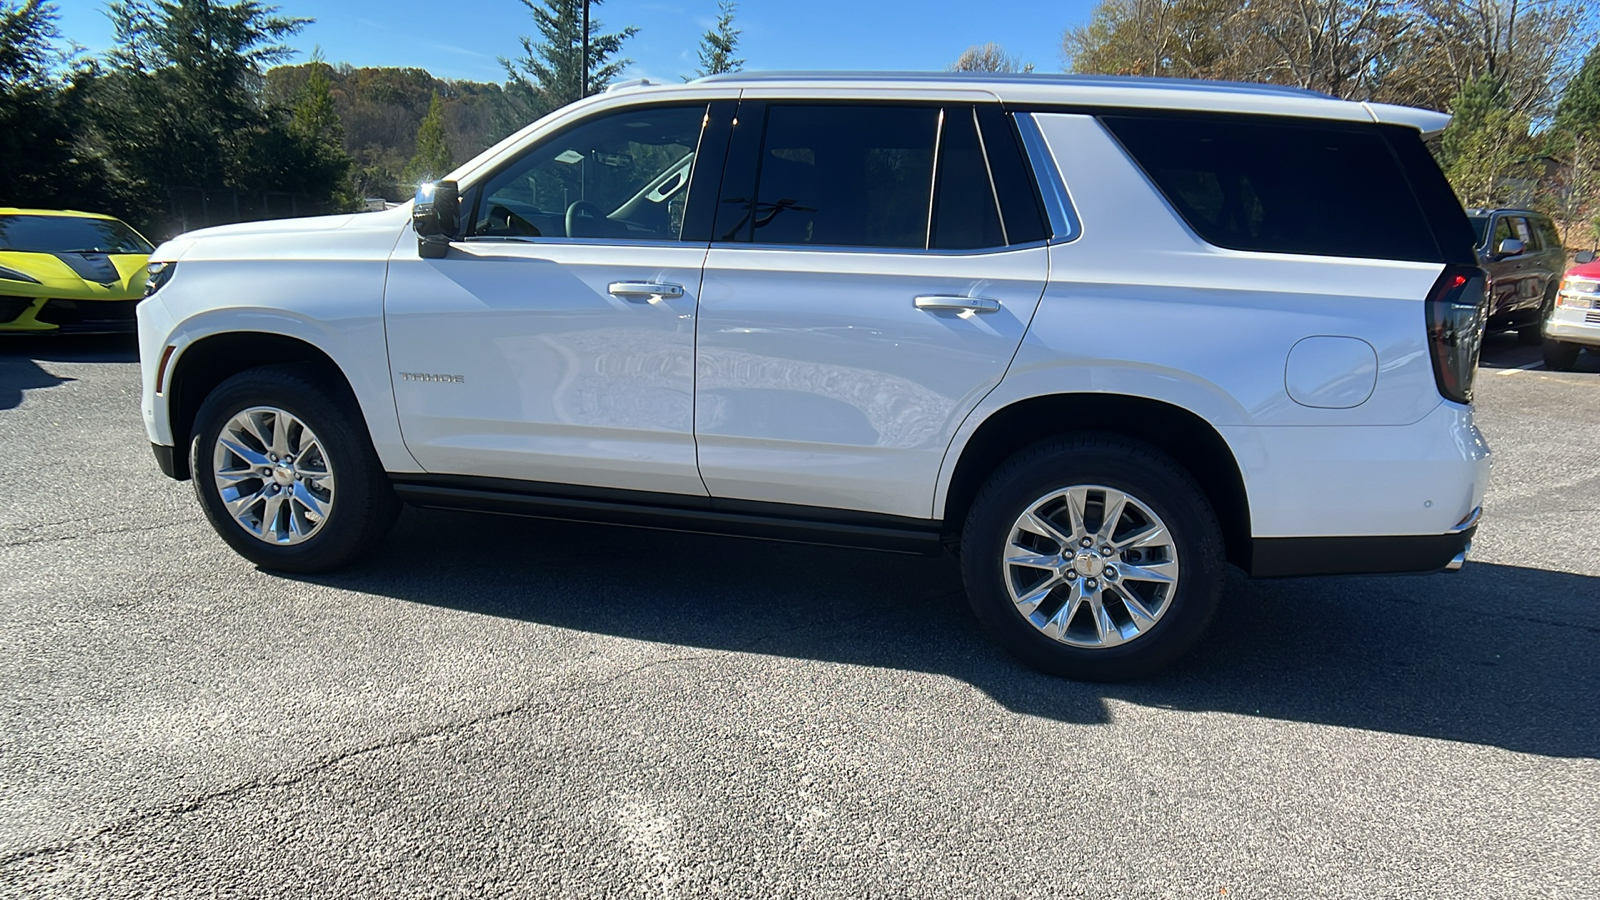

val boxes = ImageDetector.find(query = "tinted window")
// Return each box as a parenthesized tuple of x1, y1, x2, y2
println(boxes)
(1511, 217, 1534, 247)
(977, 106, 1050, 245)
(752, 105, 937, 249)
(1537, 218, 1562, 253)
(1468, 216, 1490, 247)
(931, 108, 1005, 250)
(468, 104, 705, 241)
(0, 215, 153, 254)
(1103, 115, 1442, 262)
(1493, 217, 1516, 249)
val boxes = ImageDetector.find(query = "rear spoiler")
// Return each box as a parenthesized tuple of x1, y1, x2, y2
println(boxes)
(1365, 103, 1451, 138)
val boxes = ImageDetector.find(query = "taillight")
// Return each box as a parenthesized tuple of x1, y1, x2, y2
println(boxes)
(1424, 265, 1487, 405)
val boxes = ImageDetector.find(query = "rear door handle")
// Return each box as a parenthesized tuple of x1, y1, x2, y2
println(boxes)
(914, 295, 1000, 313)
(609, 281, 685, 299)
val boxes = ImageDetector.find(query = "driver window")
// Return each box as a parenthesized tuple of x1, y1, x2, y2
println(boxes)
(1493, 217, 1516, 249)
(468, 104, 706, 242)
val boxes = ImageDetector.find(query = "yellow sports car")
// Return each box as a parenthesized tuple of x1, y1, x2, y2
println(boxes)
(0, 208, 155, 334)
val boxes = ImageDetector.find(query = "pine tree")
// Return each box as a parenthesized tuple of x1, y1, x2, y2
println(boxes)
(1440, 75, 1536, 208)
(291, 49, 341, 146)
(0, 0, 111, 212)
(404, 91, 453, 185)
(693, 0, 742, 78)
(1548, 44, 1600, 248)
(1554, 44, 1600, 141)
(291, 48, 354, 208)
(500, 0, 637, 123)
(102, 0, 310, 193)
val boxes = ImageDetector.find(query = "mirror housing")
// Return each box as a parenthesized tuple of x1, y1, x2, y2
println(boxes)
(1494, 237, 1524, 259)
(1576, 250, 1597, 264)
(413, 180, 459, 259)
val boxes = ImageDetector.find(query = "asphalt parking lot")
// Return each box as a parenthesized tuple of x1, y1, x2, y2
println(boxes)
(1, 332, 1596, 898)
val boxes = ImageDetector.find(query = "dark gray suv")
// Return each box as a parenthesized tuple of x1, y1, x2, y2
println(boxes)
(1468, 208, 1566, 344)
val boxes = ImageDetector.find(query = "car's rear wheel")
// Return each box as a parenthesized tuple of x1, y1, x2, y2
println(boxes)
(961, 436, 1224, 681)
(1543, 337, 1581, 371)
(190, 364, 399, 572)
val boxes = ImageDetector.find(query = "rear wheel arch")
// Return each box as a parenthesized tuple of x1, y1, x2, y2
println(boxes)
(941, 394, 1252, 569)
(165, 332, 362, 481)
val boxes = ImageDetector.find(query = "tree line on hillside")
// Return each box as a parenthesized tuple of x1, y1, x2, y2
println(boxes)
(0, 0, 743, 238)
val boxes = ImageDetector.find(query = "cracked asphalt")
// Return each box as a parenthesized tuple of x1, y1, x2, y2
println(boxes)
(1, 332, 1597, 899)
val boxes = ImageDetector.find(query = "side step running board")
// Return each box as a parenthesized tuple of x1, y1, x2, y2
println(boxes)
(391, 478, 944, 556)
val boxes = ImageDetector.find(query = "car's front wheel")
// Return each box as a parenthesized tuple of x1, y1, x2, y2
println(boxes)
(961, 436, 1225, 681)
(1520, 286, 1559, 345)
(190, 364, 399, 572)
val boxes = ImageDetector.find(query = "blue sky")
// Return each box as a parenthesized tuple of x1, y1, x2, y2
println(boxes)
(54, 0, 1101, 84)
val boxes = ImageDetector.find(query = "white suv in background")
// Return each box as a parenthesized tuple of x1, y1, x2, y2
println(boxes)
(137, 73, 1491, 680)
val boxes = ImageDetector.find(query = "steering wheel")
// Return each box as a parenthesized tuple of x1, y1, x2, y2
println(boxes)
(565, 200, 605, 238)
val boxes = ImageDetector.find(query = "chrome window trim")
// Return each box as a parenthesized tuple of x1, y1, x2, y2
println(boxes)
(706, 239, 1049, 258)
(459, 235, 710, 249)
(969, 107, 1010, 246)
(1014, 112, 1082, 244)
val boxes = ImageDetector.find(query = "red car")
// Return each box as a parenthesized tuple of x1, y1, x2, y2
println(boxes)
(1544, 253, 1600, 370)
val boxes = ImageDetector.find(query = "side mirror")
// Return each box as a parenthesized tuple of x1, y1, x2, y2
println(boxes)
(413, 180, 459, 259)
(1495, 237, 1524, 259)
(1577, 250, 1597, 264)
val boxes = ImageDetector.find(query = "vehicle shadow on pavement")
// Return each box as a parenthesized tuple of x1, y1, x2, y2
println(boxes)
(0, 353, 71, 411)
(0, 333, 138, 364)
(1478, 331, 1600, 372)
(300, 508, 1600, 761)
(0, 335, 137, 409)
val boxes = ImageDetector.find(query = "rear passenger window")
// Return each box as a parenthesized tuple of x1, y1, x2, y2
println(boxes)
(1538, 218, 1562, 252)
(1102, 115, 1443, 262)
(753, 105, 937, 249)
(931, 109, 1005, 250)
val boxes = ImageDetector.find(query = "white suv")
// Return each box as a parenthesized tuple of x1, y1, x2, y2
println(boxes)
(137, 73, 1491, 680)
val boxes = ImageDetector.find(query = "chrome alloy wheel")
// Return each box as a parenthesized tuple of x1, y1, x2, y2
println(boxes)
(212, 406, 335, 545)
(1003, 485, 1181, 648)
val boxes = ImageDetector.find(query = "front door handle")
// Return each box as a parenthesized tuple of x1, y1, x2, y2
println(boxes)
(609, 281, 685, 299)
(914, 295, 1000, 313)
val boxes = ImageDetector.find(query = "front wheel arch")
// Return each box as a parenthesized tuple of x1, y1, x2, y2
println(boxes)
(165, 332, 364, 481)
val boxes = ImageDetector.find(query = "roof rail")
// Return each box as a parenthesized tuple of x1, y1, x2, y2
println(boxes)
(692, 71, 1335, 100)
(606, 78, 657, 93)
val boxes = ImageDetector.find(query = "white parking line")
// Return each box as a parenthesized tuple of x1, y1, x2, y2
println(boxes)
(1495, 362, 1544, 375)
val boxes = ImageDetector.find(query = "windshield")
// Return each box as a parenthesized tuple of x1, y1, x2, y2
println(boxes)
(1467, 215, 1489, 247)
(0, 215, 154, 254)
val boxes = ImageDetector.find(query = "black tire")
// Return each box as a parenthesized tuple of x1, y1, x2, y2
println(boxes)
(960, 435, 1225, 681)
(1543, 337, 1581, 371)
(190, 363, 400, 572)
(1521, 287, 1558, 345)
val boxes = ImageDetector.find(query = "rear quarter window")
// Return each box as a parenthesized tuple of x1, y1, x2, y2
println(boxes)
(1101, 115, 1448, 263)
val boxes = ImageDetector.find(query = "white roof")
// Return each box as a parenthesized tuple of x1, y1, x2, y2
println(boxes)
(671, 71, 1451, 135)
